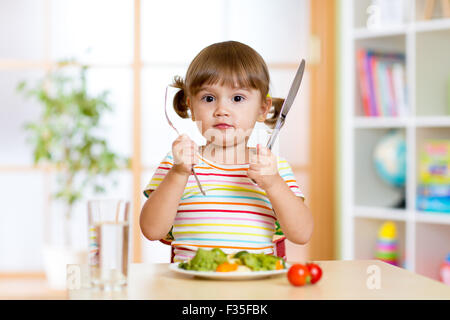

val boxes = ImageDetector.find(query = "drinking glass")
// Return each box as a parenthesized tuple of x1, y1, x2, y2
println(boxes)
(87, 199, 130, 291)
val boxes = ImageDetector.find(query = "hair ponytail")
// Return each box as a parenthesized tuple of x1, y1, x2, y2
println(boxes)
(171, 75, 190, 119)
(264, 97, 284, 129)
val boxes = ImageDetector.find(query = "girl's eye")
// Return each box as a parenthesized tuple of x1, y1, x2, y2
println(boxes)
(201, 95, 215, 103)
(233, 95, 245, 102)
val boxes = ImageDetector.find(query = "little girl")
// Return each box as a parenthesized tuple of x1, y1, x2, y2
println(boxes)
(140, 41, 313, 262)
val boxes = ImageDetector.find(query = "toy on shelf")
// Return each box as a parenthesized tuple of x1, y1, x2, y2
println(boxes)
(375, 221, 399, 266)
(373, 129, 407, 208)
(417, 140, 450, 213)
(440, 253, 450, 286)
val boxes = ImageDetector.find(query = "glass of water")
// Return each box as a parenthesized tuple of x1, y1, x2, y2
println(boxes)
(87, 199, 130, 291)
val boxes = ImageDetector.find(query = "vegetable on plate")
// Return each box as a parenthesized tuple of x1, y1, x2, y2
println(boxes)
(178, 248, 286, 272)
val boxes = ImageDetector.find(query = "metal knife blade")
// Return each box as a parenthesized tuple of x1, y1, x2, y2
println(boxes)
(266, 59, 306, 150)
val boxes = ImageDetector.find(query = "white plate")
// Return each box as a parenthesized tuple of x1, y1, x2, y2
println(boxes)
(169, 262, 289, 280)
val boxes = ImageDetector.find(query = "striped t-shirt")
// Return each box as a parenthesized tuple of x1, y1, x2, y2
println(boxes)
(143, 150, 304, 262)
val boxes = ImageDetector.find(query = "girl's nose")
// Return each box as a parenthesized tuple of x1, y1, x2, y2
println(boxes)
(213, 101, 231, 117)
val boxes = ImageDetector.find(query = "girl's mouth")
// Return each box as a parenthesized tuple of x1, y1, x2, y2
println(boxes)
(214, 124, 234, 130)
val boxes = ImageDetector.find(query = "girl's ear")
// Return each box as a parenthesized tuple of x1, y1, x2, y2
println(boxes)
(186, 97, 195, 121)
(258, 96, 272, 122)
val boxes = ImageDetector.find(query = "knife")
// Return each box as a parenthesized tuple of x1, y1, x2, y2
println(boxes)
(266, 59, 306, 150)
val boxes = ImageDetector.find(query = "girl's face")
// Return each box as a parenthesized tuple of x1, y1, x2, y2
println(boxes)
(187, 83, 271, 148)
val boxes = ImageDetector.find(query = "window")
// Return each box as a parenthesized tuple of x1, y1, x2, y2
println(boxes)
(0, 0, 310, 271)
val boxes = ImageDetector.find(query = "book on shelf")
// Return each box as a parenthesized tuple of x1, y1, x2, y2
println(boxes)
(417, 140, 450, 213)
(356, 49, 408, 117)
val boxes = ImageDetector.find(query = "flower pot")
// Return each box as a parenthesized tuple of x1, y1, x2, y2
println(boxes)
(42, 245, 87, 290)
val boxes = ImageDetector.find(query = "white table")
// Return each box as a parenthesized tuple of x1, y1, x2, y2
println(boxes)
(68, 260, 450, 300)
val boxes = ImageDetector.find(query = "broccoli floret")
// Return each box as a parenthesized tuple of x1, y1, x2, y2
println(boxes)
(240, 253, 281, 271)
(179, 248, 228, 271)
(233, 251, 249, 259)
(211, 248, 227, 265)
(179, 262, 189, 270)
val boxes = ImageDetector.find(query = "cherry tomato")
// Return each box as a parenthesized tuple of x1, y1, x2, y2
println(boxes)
(306, 263, 323, 284)
(287, 264, 311, 286)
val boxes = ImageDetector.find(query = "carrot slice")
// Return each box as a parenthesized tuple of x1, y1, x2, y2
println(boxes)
(216, 262, 239, 272)
(275, 260, 284, 270)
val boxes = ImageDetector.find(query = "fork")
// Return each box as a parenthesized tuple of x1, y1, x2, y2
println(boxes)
(164, 86, 206, 196)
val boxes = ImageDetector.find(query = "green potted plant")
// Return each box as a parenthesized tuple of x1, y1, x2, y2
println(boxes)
(17, 60, 129, 288)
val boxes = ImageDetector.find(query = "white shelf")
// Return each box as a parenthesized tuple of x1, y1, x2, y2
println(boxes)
(353, 26, 408, 39)
(414, 18, 450, 33)
(354, 206, 408, 221)
(354, 116, 411, 128)
(415, 211, 450, 225)
(353, 116, 450, 128)
(353, 19, 450, 40)
(415, 116, 450, 127)
(339, 0, 450, 282)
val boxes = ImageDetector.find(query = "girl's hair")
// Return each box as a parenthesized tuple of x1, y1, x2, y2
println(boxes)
(172, 41, 284, 129)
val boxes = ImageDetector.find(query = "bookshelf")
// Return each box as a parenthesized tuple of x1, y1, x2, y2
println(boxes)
(339, 0, 450, 282)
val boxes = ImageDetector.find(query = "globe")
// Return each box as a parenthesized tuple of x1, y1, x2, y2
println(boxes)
(373, 129, 406, 188)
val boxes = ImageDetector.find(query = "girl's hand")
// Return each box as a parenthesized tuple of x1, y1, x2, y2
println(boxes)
(248, 144, 279, 190)
(172, 134, 199, 176)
